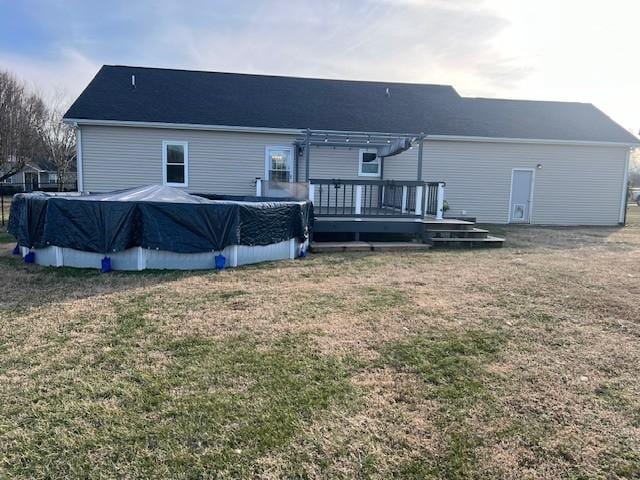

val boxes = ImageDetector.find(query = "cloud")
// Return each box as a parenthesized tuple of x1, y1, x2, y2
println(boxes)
(0, 0, 522, 100)
(173, 0, 520, 88)
(0, 48, 99, 107)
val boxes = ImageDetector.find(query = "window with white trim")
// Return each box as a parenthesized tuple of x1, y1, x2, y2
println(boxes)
(265, 146, 292, 182)
(358, 149, 380, 177)
(162, 140, 188, 186)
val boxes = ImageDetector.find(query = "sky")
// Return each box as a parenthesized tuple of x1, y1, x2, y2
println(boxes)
(0, 0, 638, 134)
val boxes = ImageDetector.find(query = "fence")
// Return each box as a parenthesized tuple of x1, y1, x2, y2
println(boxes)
(0, 182, 78, 226)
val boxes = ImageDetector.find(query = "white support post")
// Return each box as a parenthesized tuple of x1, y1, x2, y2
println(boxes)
(256, 178, 262, 196)
(415, 185, 423, 217)
(308, 182, 315, 204)
(355, 185, 363, 215)
(229, 245, 239, 267)
(401, 186, 408, 213)
(136, 247, 147, 271)
(288, 238, 297, 259)
(436, 182, 445, 220)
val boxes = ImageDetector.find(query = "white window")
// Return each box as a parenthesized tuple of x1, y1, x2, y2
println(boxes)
(162, 140, 189, 187)
(265, 146, 293, 182)
(358, 149, 380, 177)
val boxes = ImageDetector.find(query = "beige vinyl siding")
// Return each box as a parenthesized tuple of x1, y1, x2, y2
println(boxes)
(80, 124, 628, 225)
(421, 140, 627, 225)
(294, 145, 382, 208)
(81, 125, 297, 195)
(381, 147, 420, 181)
(303, 145, 420, 181)
(300, 145, 373, 180)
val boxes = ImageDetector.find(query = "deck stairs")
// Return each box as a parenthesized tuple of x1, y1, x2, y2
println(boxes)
(424, 218, 504, 248)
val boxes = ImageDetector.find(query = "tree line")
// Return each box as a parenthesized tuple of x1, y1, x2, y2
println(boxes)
(0, 69, 75, 188)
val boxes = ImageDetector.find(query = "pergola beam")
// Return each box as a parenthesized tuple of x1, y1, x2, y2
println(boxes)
(301, 141, 400, 148)
(299, 128, 421, 138)
(298, 128, 425, 183)
(296, 129, 421, 145)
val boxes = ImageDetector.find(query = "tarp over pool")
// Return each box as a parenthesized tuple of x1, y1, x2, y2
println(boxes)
(9, 185, 313, 254)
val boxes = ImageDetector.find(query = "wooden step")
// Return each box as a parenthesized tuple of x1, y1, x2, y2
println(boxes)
(310, 241, 431, 253)
(429, 235, 505, 247)
(368, 242, 431, 252)
(422, 219, 476, 231)
(428, 227, 489, 234)
(444, 215, 477, 223)
(424, 218, 474, 225)
(429, 227, 489, 239)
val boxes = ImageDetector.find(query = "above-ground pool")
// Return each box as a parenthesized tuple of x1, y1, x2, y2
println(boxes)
(9, 185, 313, 270)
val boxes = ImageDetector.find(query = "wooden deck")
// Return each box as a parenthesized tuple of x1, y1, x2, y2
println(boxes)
(309, 177, 503, 247)
(312, 215, 505, 248)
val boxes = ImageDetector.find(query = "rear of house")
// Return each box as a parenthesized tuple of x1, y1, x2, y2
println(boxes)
(65, 65, 638, 226)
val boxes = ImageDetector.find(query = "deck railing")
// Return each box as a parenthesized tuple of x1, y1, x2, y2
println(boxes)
(307, 179, 445, 219)
(424, 181, 446, 217)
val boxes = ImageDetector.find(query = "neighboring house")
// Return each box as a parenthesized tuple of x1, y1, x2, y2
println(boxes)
(63, 65, 639, 226)
(2, 159, 77, 191)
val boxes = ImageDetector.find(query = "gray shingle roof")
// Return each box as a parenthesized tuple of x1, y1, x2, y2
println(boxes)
(65, 65, 638, 144)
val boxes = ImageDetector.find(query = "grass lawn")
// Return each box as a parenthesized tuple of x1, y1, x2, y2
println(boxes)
(1, 208, 639, 478)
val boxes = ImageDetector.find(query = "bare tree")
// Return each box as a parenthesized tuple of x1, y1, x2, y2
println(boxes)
(38, 96, 76, 190)
(0, 70, 47, 182)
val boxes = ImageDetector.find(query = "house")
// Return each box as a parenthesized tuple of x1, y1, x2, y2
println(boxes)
(63, 65, 638, 232)
(2, 159, 77, 192)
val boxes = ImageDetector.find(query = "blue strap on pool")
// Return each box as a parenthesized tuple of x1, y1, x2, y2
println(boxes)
(214, 254, 226, 270)
(24, 251, 35, 264)
(101, 256, 112, 273)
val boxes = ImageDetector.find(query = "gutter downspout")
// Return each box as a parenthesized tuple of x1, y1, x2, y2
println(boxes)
(619, 147, 632, 225)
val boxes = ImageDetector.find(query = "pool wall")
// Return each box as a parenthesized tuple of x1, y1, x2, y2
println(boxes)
(21, 238, 308, 270)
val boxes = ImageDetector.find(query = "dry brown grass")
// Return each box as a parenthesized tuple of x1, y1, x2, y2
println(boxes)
(1, 207, 639, 478)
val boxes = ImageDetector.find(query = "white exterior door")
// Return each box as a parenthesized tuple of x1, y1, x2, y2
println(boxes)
(265, 146, 293, 183)
(509, 169, 534, 223)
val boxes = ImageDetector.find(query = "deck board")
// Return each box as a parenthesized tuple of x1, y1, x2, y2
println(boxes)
(315, 216, 473, 225)
(310, 241, 431, 253)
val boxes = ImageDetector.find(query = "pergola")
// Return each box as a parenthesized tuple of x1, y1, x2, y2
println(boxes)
(293, 129, 426, 183)
(257, 128, 445, 221)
